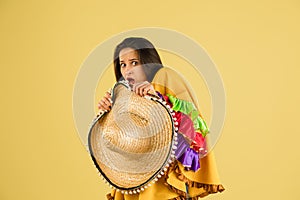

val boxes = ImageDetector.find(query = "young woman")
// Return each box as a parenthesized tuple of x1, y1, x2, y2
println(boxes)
(98, 37, 225, 200)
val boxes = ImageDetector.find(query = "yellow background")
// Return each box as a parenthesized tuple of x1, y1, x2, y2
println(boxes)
(1, 0, 299, 200)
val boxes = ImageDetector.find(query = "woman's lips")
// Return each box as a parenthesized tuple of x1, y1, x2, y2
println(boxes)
(126, 78, 135, 86)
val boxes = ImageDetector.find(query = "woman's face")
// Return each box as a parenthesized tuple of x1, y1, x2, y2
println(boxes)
(119, 48, 147, 86)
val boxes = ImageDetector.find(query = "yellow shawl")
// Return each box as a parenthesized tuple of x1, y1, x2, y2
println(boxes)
(107, 67, 225, 200)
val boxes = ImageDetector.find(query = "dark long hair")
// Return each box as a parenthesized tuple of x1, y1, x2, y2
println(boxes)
(113, 37, 163, 82)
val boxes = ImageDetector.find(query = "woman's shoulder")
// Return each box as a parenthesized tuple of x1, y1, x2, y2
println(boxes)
(156, 67, 179, 74)
(154, 67, 182, 80)
(153, 66, 199, 108)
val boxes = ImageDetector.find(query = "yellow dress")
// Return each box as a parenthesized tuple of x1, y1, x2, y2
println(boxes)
(106, 67, 225, 200)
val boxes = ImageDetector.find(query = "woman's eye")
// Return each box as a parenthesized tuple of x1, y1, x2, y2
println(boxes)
(120, 63, 125, 68)
(132, 61, 138, 66)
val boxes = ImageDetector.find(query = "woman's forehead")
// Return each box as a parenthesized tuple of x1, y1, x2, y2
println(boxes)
(119, 48, 139, 60)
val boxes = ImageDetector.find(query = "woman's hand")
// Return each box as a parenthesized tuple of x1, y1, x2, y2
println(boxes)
(132, 81, 156, 97)
(97, 91, 112, 112)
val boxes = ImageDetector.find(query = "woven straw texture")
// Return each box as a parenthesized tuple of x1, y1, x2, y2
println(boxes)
(89, 83, 174, 189)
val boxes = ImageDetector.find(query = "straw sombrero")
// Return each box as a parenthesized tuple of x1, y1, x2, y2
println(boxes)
(88, 81, 178, 194)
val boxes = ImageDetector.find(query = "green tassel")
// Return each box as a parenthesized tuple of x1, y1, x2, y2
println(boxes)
(167, 94, 209, 137)
(167, 94, 195, 114)
(195, 116, 209, 137)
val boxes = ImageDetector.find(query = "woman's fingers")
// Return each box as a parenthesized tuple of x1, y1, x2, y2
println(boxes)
(98, 99, 110, 111)
(133, 81, 155, 96)
(141, 84, 151, 96)
(104, 92, 113, 103)
(98, 92, 112, 111)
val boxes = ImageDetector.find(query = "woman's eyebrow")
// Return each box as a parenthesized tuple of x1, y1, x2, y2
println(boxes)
(119, 58, 139, 63)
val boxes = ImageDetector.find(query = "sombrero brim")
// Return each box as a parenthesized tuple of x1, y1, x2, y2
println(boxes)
(88, 81, 178, 194)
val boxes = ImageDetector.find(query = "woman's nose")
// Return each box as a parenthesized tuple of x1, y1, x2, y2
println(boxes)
(125, 68, 133, 76)
(124, 65, 133, 75)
